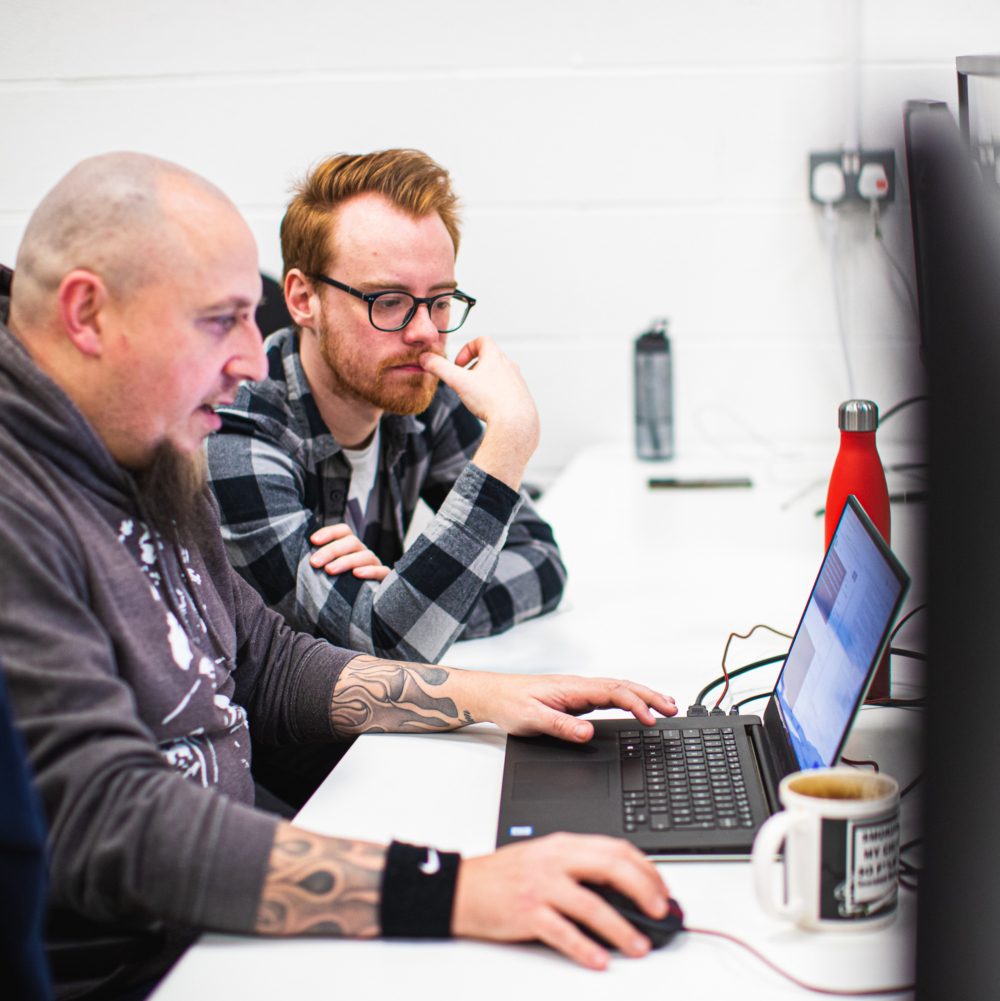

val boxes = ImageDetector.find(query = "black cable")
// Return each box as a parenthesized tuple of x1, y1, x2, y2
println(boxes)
(711, 625, 793, 709)
(899, 773, 923, 799)
(879, 395, 928, 424)
(732, 691, 771, 712)
(885, 461, 927, 475)
(841, 756, 879, 771)
(898, 838, 922, 887)
(863, 697, 926, 709)
(889, 603, 928, 643)
(888, 646, 926, 661)
(694, 654, 786, 707)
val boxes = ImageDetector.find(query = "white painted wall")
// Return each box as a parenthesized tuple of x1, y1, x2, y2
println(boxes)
(2, 0, 997, 484)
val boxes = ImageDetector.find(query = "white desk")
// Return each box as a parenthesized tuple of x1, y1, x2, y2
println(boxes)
(152, 442, 925, 1001)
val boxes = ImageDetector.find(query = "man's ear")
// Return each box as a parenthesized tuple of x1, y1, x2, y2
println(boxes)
(284, 269, 319, 329)
(57, 270, 108, 357)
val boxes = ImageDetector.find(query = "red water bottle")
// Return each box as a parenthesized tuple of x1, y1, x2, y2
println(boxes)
(825, 399, 891, 701)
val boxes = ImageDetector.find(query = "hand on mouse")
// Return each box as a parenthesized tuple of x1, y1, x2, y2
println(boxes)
(451, 832, 670, 970)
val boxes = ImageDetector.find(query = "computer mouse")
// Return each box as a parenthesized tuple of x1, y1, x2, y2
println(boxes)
(579, 883, 685, 950)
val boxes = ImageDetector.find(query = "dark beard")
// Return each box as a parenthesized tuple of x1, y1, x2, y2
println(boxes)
(132, 444, 213, 549)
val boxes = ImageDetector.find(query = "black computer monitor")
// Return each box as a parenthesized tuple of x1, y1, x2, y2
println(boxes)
(904, 100, 1000, 1001)
(957, 54, 1000, 192)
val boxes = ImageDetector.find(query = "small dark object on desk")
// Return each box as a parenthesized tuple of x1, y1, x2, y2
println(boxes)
(814, 489, 928, 518)
(648, 477, 752, 489)
(578, 883, 685, 950)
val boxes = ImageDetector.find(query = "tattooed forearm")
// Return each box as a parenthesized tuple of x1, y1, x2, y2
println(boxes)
(330, 657, 466, 736)
(255, 822, 385, 937)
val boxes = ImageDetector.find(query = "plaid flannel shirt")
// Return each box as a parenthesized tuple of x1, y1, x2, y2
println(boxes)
(205, 328, 566, 663)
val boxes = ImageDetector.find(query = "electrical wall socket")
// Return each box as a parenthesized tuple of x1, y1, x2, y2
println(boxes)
(809, 149, 895, 206)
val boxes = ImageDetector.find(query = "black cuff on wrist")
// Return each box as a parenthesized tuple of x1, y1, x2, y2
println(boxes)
(379, 840, 461, 939)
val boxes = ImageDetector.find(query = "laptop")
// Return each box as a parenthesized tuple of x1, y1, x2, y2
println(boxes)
(495, 496, 910, 858)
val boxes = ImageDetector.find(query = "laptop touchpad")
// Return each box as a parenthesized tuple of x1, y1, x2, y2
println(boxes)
(513, 760, 611, 800)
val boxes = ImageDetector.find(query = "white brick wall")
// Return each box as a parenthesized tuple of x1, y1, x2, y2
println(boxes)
(1, 0, 996, 484)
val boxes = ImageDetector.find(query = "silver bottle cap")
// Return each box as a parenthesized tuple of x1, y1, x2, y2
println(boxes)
(838, 399, 879, 432)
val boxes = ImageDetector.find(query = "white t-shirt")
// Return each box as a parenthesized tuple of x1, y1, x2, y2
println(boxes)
(340, 427, 381, 540)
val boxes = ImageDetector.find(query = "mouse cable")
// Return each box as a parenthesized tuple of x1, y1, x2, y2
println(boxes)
(693, 654, 786, 710)
(708, 624, 792, 712)
(684, 926, 913, 996)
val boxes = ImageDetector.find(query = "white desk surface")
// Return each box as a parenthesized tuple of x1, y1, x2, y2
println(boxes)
(152, 442, 925, 1001)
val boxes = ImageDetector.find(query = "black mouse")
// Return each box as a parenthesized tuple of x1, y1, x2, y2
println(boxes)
(578, 883, 685, 950)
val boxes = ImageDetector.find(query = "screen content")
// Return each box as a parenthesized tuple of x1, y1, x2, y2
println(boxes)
(776, 504, 905, 769)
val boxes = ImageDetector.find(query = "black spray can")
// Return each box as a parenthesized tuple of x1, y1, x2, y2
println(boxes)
(634, 318, 674, 460)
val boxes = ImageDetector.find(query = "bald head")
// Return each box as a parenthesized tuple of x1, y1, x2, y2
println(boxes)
(12, 152, 236, 327)
(5, 151, 266, 471)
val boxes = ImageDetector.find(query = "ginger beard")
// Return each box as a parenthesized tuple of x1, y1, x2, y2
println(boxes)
(315, 309, 443, 415)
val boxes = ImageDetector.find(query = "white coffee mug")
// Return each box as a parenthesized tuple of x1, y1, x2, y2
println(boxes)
(752, 768, 900, 931)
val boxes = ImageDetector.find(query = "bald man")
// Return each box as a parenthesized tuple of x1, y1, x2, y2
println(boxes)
(0, 153, 676, 999)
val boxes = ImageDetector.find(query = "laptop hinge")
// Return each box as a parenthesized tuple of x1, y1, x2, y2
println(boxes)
(748, 722, 783, 816)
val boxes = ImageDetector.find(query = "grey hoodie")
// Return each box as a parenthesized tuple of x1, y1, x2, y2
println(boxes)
(0, 304, 358, 997)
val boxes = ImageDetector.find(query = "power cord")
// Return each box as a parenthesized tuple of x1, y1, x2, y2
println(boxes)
(871, 199, 921, 325)
(888, 603, 927, 642)
(880, 396, 928, 424)
(840, 756, 879, 771)
(863, 697, 926, 710)
(693, 624, 792, 711)
(691, 654, 786, 713)
(731, 691, 771, 713)
(696, 625, 927, 715)
(888, 646, 926, 662)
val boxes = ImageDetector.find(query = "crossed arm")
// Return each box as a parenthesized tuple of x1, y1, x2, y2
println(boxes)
(255, 657, 678, 968)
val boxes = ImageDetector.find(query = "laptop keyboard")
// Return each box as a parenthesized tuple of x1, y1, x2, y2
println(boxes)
(619, 728, 754, 833)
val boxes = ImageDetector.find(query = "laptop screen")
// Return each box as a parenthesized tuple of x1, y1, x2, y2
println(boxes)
(774, 499, 908, 769)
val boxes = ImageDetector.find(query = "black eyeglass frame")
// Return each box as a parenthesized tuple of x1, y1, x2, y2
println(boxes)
(310, 274, 477, 333)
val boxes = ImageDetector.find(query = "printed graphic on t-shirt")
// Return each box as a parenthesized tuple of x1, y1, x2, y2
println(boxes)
(117, 518, 249, 784)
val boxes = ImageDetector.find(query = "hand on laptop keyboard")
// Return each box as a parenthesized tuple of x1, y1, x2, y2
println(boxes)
(471, 673, 678, 742)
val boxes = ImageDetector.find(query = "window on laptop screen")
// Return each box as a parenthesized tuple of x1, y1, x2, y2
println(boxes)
(775, 503, 903, 769)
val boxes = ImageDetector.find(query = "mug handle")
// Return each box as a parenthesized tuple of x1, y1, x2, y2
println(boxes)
(751, 810, 806, 922)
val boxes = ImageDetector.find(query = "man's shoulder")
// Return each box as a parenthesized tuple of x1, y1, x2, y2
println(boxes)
(213, 328, 308, 445)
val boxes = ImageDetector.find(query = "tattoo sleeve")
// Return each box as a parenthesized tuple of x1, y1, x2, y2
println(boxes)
(330, 656, 473, 736)
(255, 822, 385, 937)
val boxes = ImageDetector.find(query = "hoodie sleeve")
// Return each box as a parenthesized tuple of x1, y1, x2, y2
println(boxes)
(0, 479, 355, 936)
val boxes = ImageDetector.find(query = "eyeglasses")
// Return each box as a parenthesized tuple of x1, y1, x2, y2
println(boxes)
(311, 274, 477, 334)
